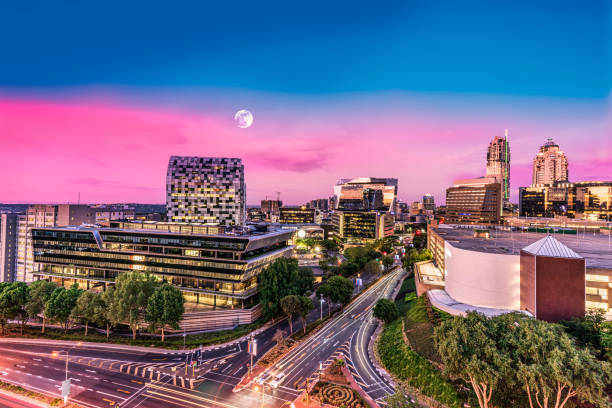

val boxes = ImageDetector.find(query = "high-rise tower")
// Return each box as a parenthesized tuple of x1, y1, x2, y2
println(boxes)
(531, 139, 568, 186)
(166, 156, 246, 226)
(486, 129, 511, 205)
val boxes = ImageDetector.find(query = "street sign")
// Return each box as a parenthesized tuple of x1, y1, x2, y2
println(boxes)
(61, 379, 70, 400)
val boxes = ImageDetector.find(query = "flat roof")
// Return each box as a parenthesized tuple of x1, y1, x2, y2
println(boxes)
(36, 225, 293, 242)
(433, 226, 612, 269)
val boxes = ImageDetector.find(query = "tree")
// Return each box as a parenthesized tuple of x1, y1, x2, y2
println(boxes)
(10, 282, 29, 335)
(364, 259, 381, 276)
(402, 248, 432, 271)
(319, 239, 339, 253)
(25, 280, 57, 333)
(434, 312, 513, 408)
(296, 267, 315, 295)
(111, 272, 159, 340)
(280, 295, 301, 335)
(385, 385, 419, 408)
(96, 286, 116, 338)
(0, 282, 23, 335)
(326, 275, 354, 308)
(382, 255, 394, 272)
(259, 258, 300, 320)
(145, 283, 185, 342)
(298, 296, 314, 334)
(272, 328, 286, 346)
(511, 316, 612, 408)
(45, 283, 84, 333)
(71, 291, 97, 336)
(339, 261, 360, 277)
(373, 299, 399, 324)
(560, 309, 605, 358)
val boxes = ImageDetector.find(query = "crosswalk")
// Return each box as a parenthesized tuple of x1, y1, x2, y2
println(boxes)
(66, 355, 200, 389)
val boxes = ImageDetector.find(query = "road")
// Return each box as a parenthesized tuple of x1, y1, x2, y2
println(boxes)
(0, 269, 402, 407)
(246, 267, 404, 407)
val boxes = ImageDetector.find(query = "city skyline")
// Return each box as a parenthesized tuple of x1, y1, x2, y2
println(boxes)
(1, 1, 610, 206)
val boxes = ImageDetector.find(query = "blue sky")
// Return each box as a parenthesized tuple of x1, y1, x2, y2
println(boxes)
(1, 0, 609, 97)
(1, 1, 610, 205)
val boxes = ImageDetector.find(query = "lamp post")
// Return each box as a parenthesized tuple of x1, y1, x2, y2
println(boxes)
(319, 297, 324, 321)
(53, 350, 69, 381)
(53, 350, 69, 406)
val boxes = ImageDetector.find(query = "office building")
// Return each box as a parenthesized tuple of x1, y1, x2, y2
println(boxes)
(306, 198, 329, 211)
(486, 131, 511, 205)
(532, 139, 569, 186)
(166, 156, 246, 226)
(422, 194, 435, 211)
(331, 211, 393, 243)
(445, 177, 503, 224)
(419, 224, 612, 322)
(31, 223, 293, 312)
(333, 178, 398, 212)
(0, 214, 19, 282)
(94, 209, 136, 224)
(279, 207, 316, 224)
(16, 204, 95, 282)
(519, 181, 612, 220)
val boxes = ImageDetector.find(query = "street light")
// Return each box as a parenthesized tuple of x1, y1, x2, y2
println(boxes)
(319, 297, 325, 320)
(52, 350, 70, 406)
(52, 351, 69, 381)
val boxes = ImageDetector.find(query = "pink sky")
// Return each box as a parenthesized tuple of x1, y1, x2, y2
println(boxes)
(0, 94, 610, 205)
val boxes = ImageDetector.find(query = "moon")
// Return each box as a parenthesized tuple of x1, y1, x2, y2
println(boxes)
(234, 109, 253, 128)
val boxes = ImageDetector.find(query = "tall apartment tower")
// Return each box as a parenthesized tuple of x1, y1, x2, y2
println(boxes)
(166, 156, 246, 226)
(16, 204, 94, 282)
(486, 130, 511, 205)
(532, 139, 569, 186)
(0, 213, 19, 282)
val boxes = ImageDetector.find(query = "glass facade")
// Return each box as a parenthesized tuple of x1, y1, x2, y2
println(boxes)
(520, 181, 612, 220)
(31, 226, 293, 309)
(445, 182, 502, 224)
(279, 207, 316, 224)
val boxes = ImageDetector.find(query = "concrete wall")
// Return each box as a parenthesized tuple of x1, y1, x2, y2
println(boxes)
(444, 243, 521, 309)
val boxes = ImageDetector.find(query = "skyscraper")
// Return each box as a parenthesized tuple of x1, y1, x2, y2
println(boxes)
(532, 139, 569, 186)
(166, 156, 246, 226)
(486, 130, 511, 205)
(422, 194, 435, 211)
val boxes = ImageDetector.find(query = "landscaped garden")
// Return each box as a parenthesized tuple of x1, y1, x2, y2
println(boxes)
(311, 381, 369, 408)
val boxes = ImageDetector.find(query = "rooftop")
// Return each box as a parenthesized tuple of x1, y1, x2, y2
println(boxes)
(39, 224, 293, 242)
(433, 225, 612, 269)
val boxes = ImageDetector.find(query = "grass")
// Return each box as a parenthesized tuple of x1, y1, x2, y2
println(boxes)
(377, 320, 463, 408)
(0, 379, 82, 407)
(2, 319, 266, 349)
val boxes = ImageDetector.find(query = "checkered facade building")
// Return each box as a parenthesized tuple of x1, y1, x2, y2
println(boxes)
(166, 156, 246, 226)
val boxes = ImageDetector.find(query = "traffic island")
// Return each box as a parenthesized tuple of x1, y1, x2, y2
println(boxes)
(232, 365, 266, 393)
(0, 379, 86, 407)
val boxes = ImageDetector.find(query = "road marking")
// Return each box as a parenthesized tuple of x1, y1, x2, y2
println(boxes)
(85, 369, 96, 373)
(101, 398, 116, 405)
(116, 388, 131, 394)
(152, 357, 167, 361)
(130, 379, 143, 384)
